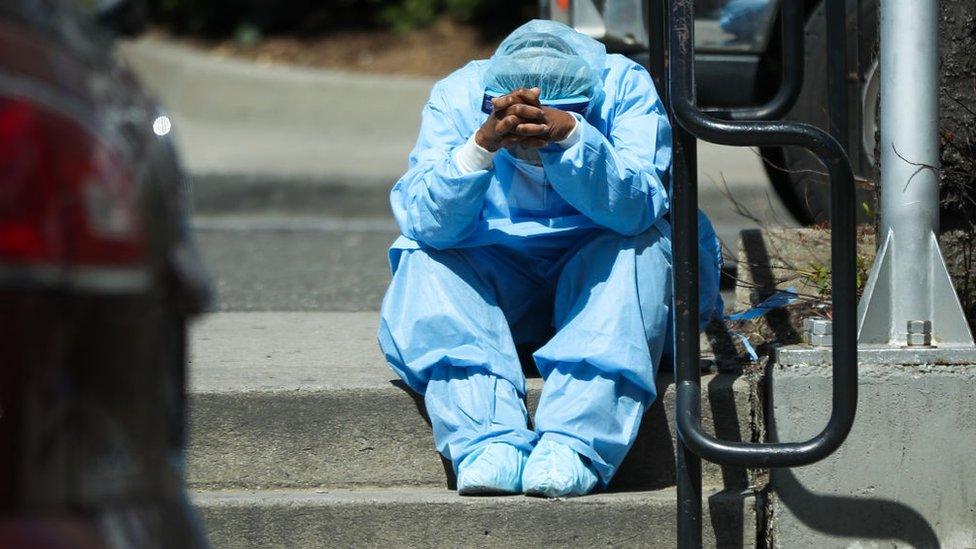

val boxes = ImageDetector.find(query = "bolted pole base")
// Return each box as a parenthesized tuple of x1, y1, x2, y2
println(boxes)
(857, 230, 975, 351)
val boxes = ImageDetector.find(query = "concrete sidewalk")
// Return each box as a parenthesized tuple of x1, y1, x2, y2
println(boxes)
(118, 36, 434, 186)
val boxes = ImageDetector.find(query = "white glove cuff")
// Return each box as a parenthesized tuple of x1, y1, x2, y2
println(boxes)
(453, 132, 496, 174)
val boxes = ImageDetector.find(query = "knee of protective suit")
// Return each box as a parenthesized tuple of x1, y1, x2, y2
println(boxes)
(377, 246, 527, 396)
(585, 223, 669, 256)
(377, 315, 428, 393)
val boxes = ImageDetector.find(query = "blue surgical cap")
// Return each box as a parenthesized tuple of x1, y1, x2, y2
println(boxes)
(483, 20, 607, 104)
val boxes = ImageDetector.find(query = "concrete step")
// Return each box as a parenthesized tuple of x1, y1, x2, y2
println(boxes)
(188, 312, 756, 492)
(193, 486, 758, 548)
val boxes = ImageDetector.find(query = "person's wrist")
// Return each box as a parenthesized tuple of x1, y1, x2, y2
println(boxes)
(546, 109, 577, 142)
(555, 113, 582, 148)
(475, 128, 499, 152)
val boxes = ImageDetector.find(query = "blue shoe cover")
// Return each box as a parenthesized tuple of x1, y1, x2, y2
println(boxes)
(457, 443, 527, 496)
(522, 439, 598, 498)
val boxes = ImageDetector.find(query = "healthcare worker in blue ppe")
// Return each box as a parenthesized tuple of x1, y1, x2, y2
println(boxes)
(378, 20, 723, 498)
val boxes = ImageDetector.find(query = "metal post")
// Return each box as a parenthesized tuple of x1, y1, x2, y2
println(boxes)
(672, 120, 703, 549)
(649, 0, 703, 545)
(824, 0, 848, 152)
(646, 0, 667, 104)
(857, 0, 976, 349)
(880, 0, 938, 322)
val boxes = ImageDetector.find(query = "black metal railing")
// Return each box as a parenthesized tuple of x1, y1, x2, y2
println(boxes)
(648, 0, 860, 546)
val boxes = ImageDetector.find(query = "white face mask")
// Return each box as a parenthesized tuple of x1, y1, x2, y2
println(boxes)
(507, 144, 543, 166)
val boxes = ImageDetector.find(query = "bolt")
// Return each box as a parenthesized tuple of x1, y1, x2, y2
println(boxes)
(803, 317, 832, 347)
(809, 319, 832, 336)
(907, 320, 932, 334)
(906, 320, 933, 347)
(809, 333, 833, 347)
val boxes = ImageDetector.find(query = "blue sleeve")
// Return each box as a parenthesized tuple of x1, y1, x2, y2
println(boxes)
(390, 83, 492, 249)
(539, 63, 672, 236)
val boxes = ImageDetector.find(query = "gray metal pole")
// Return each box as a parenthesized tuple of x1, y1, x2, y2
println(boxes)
(880, 0, 940, 323)
(857, 0, 975, 348)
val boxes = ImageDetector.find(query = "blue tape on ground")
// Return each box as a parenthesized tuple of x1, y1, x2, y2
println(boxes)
(726, 287, 799, 322)
(734, 332, 759, 362)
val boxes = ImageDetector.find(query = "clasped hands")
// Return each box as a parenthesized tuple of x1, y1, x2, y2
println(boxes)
(474, 87, 578, 153)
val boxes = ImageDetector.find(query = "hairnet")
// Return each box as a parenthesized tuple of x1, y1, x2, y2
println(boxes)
(483, 19, 607, 103)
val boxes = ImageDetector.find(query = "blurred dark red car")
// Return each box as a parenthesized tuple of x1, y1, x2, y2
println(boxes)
(0, 1, 211, 547)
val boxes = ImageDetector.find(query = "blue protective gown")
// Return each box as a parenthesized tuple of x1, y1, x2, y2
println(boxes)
(377, 53, 723, 487)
